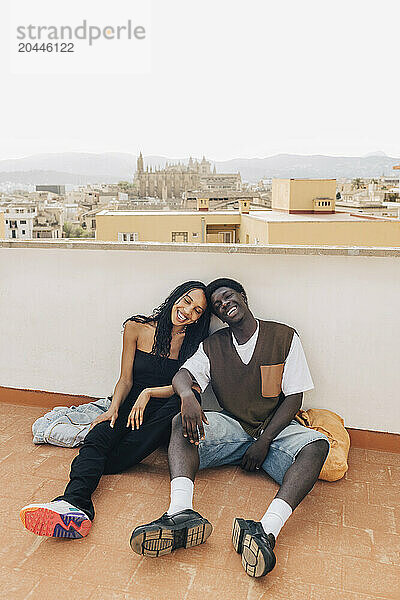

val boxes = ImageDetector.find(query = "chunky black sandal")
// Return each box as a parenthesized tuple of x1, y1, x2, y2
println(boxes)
(232, 518, 276, 577)
(130, 509, 212, 557)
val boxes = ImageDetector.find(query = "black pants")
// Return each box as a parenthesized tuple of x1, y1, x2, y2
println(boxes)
(58, 394, 181, 520)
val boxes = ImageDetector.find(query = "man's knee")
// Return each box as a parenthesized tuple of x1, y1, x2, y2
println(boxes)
(316, 438, 330, 458)
(301, 438, 329, 462)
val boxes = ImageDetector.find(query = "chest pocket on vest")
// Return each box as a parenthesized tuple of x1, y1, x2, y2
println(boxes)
(260, 364, 284, 397)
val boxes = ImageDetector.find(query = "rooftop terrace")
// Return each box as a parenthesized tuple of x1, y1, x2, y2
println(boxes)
(1, 240, 399, 598)
(1, 402, 399, 600)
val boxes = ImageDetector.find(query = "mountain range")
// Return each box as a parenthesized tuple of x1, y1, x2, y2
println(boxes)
(0, 152, 399, 185)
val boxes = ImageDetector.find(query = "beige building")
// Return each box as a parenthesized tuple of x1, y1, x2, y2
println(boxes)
(241, 211, 400, 246)
(97, 210, 241, 243)
(272, 178, 336, 213)
(135, 153, 241, 199)
(96, 207, 400, 247)
(95, 178, 400, 247)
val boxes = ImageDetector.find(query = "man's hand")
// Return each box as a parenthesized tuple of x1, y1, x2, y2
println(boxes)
(241, 438, 271, 472)
(89, 407, 119, 430)
(127, 389, 151, 430)
(181, 392, 208, 445)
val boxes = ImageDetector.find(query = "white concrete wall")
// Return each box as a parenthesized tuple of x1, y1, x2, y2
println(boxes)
(1, 242, 399, 433)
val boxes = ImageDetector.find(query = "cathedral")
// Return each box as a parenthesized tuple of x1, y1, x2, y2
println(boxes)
(134, 153, 241, 199)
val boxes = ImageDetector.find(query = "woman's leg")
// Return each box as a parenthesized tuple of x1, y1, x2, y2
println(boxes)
(104, 394, 181, 475)
(58, 402, 133, 520)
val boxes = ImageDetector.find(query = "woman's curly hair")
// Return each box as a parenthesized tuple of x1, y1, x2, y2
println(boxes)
(123, 281, 210, 365)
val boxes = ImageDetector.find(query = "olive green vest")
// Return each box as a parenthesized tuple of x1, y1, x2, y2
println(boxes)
(203, 320, 295, 437)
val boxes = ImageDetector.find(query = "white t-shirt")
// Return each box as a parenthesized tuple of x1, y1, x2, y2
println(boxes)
(181, 321, 314, 396)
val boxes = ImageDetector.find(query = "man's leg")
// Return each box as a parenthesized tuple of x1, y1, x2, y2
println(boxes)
(233, 423, 329, 577)
(130, 412, 252, 556)
(167, 411, 257, 514)
(253, 439, 329, 544)
(129, 413, 211, 557)
(165, 413, 199, 514)
(275, 438, 329, 507)
(260, 423, 329, 533)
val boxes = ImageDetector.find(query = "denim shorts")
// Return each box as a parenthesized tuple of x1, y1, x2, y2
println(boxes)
(198, 412, 329, 485)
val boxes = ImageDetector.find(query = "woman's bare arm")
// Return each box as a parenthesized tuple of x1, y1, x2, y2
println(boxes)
(91, 321, 138, 429)
(110, 320, 138, 409)
(143, 385, 174, 398)
(127, 384, 175, 430)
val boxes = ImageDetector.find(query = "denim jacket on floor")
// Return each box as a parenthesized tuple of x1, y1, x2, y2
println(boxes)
(32, 397, 112, 447)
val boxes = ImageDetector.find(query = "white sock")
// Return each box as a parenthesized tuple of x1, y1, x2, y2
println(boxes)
(167, 477, 194, 516)
(260, 498, 293, 539)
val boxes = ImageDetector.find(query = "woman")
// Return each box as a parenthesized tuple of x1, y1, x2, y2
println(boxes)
(20, 281, 209, 539)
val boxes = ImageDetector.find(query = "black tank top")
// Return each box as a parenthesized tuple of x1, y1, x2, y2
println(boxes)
(130, 348, 180, 394)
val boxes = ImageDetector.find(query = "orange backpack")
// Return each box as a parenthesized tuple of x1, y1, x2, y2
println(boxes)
(295, 408, 350, 481)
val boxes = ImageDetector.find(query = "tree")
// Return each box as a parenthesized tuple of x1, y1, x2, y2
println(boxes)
(63, 222, 91, 239)
(63, 222, 75, 238)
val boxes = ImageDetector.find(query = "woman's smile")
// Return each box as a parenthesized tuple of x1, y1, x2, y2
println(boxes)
(171, 288, 207, 328)
(176, 309, 189, 323)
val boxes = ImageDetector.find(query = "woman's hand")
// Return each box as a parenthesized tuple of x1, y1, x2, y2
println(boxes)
(89, 407, 119, 430)
(127, 389, 152, 430)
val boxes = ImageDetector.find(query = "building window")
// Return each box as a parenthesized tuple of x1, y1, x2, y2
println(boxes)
(20, 220, 27, 224)
(91, 219, 96, 229)
(171, 232, 188, 242)
(118, 232, 139, 242)
(22, 230, 26, 235)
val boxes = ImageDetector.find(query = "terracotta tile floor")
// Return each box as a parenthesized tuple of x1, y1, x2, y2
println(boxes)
(1, 402, 399, 600)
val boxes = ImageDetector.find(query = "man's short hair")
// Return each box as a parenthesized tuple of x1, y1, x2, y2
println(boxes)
(206, 278, 248, 308)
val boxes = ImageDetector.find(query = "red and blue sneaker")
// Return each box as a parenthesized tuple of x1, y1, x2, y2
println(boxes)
(20, 500, 91, 539)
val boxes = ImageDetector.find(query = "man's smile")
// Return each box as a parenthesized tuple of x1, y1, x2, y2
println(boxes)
(226, 306, 238, 317)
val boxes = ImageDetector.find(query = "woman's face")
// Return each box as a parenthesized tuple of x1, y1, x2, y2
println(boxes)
(171, 288, 207, 327)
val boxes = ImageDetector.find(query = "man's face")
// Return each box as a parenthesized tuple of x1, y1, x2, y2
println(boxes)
(210, 286, 249, 325)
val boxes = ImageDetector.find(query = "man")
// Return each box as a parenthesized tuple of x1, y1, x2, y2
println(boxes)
(130, 278, 329, 578)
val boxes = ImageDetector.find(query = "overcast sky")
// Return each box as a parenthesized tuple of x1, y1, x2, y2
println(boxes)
(1, 0, 399, 161)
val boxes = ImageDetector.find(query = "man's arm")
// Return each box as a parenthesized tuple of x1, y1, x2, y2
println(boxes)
(241, 392, 302, 471)
(172, 368, 209, 445)
(260, 392, 303, 444)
